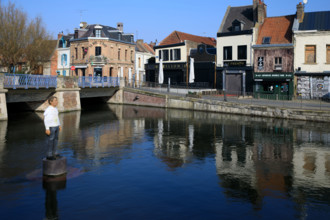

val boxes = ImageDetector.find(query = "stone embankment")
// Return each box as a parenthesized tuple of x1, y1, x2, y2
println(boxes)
(108, 88, 330, 123)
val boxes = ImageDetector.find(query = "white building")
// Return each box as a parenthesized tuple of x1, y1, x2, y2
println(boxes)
(216, 0, 266, 94)
(293, 4, 330, 99)
(135, 39, 155, 82)
(56, 33, 73, 76)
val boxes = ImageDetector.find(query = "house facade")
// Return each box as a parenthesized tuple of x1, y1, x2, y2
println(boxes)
(293, 5, 330, 99)
(252, 15, 295, 100)
(70, 22, 135, 78)
(216, 0, 268, 95)
(151, 31, 216, 85)
(135, 39, 155, 82)
(57, 33, 73, 76)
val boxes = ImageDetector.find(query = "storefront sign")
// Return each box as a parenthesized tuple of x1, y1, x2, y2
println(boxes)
(224, 61, 246, 67)
(164, 63, 186, 69)
(254, 72, 293, 80)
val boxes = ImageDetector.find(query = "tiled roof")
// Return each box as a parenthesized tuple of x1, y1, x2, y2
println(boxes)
(256, 15, 295, 45)
(219, 5, 254, 33)
(159, 31, 216, 46)
(299, 11, 330, 31)
(143, 43, 155, 55)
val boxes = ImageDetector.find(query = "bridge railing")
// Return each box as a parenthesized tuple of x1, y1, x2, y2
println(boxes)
(78, 76, 120, 88)
(4, 73, 57, 89)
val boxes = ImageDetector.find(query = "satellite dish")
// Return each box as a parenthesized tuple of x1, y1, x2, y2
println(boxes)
(303, 0, 308, 4)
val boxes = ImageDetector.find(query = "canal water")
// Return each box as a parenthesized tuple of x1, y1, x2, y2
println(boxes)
(1, 104, 330, 219)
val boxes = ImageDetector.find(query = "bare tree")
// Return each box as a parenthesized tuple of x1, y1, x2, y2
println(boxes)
(0, 1, 54, 73)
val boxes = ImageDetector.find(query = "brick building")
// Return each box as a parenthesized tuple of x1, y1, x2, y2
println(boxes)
(70, 22, 135, 78)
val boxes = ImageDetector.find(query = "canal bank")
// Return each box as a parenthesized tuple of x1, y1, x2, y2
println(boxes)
(108, 87, 330, 123)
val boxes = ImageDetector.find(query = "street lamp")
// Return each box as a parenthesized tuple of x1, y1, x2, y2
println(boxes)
(71, 55, 74, 76)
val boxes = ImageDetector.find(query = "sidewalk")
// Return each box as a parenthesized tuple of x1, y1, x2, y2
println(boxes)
(203, 95, 330, 111)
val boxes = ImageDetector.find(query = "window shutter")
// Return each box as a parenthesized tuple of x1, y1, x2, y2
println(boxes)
(327, 45, 330, 63)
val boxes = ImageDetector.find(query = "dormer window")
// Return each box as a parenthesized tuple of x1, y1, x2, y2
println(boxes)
(95, 29, 101, 38)
(94, 25, 102, 38)
(262, 37, 271, 44)
(232, 19, 244, 32)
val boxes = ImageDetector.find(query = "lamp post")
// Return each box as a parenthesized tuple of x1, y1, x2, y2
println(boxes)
(71, 55, 74, 76)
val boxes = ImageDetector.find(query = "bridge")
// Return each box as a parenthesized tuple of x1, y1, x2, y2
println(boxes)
(0, 73, 123, 120)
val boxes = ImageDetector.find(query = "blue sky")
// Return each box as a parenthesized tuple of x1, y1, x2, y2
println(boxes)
(4, 0, 330, 43)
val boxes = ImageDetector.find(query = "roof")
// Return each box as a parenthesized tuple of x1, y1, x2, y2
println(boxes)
(159, 31, 216, 47)
(256, 15, 295, 45)
(218, 5, 254, 33)
(299, 11, 330, 31)
(135, 40, 155, 55)
(74, 24, 134, 44)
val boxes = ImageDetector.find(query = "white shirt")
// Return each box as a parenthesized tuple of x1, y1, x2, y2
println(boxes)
(44, 106, 60, 130)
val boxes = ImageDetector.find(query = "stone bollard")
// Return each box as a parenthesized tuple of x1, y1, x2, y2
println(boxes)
(43, 157, 67, 176)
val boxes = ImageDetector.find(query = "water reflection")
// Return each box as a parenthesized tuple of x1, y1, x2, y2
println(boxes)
(1, 105, 330, 219)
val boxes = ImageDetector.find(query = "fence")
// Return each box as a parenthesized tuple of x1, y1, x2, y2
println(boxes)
(78, 76, 120, 88)
(124, 79, 216, 97)
(4, 73, 57, 89)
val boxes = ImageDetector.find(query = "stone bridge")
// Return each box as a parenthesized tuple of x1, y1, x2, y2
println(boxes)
(0, 73, 124, 120)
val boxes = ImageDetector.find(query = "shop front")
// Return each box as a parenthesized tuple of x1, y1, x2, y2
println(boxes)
(254, 72, 294, 100)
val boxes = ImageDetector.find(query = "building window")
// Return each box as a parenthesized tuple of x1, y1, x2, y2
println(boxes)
(138, 57, 141, 68)
(173, 49, 181, 60)
(262, 37, 271, 44)
(118, 49, 121, 60)
(82, 47, 85, 59)
(95, 29, 101, 38)
(327, 45, 330, 63)
(237, 45, 247, 60)
(223, 46, 232, 60)
(125, 50, 127, 61)
(61, 54, 67, 66)
(131, 50, 133, 61)
(75, 48, 78, 59)
(95, 47, 101, 56)
(305, 45, 316, 63)
(163, 50, 169, 61)
(159, 50, 162, 60)
(274, 57, 282, 70)
(258, 57, 264, 70)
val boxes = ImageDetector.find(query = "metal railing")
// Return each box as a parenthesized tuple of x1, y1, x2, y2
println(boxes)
(124, 80, 216, 97)
(4, 73, 57, 89)
(78, 76, 120, 88)
(203, 90, 330, 110)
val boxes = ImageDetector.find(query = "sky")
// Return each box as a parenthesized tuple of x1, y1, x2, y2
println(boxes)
(3, 0, 330, 44)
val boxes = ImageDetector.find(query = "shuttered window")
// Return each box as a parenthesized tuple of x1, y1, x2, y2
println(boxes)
(305, 45, 316, 63)
(327, 45, 330, 63)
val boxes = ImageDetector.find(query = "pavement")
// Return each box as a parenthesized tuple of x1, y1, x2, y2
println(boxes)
(134, 86, 330, 111)
(202, 95, 330, 111)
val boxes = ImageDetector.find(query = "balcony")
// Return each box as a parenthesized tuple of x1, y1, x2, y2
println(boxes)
(89, 55, 109, 65)
(274, 64, 282, 71)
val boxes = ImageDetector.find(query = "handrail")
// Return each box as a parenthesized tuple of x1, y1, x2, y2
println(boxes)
(4, 73, 57, 89)
(78, 76, 120, 88)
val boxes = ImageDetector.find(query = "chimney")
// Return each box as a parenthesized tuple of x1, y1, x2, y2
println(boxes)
(117, 22, 123, 32)
(136, 39, 144, 45)
(253, 0, 258, 22)
(257, 0, 267, 24)
(296, 2, 305, 23)
(57, 32, 63, 40)
(80, 22, 87, 29)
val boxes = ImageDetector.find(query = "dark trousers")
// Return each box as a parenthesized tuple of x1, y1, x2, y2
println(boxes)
(47, 126, 59, 157)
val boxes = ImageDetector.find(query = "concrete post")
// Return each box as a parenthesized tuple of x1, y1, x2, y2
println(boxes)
(0, 73, 8, 120)
(55, 76, 81, 112)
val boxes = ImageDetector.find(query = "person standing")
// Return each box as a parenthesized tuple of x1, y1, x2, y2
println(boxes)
(44, 96, 61, 160)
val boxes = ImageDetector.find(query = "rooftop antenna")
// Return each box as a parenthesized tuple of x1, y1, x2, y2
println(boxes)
(80, 10, 87, 22)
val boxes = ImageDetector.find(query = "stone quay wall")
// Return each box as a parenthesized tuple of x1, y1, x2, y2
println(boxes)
(109, 88, 330, 123)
